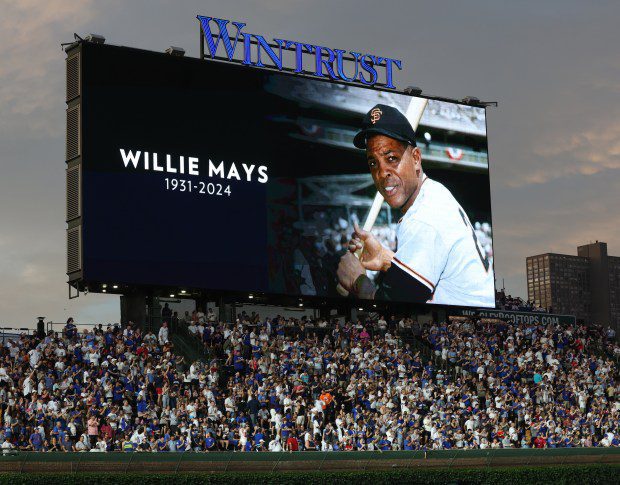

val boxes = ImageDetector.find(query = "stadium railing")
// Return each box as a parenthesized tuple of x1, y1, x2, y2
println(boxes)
(0, 326, 33, 344)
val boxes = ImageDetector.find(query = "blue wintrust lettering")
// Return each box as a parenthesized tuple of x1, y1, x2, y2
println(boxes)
(197, 15, 402, 89)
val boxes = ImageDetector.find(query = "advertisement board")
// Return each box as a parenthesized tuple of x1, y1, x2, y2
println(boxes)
(453, 308, 576, 326)
(79, 43, 495, 307)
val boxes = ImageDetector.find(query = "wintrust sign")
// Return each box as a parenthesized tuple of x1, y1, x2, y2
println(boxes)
(197, 15, 403, 89)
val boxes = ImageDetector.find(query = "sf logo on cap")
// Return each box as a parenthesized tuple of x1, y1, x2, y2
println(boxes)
(370, 107, 383, 124)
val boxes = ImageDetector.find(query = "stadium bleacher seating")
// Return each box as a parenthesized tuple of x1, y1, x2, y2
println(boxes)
(0, 312, 617, 453)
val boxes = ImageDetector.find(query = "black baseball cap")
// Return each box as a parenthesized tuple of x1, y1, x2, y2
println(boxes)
(353, 104, 417, 149)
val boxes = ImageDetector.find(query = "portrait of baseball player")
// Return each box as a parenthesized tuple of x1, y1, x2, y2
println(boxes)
(336, 104, 495, 306)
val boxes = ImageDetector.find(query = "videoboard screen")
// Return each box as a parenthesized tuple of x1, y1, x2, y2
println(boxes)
(79, 43, 495, 307)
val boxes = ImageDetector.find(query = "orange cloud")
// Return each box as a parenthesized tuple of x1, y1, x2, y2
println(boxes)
(0, 0, 100, 137)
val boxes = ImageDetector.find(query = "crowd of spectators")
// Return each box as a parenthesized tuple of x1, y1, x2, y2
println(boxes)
(422, 317, 619, 449)
(267, 77, 487, 137)
(496, 290, 546, 312)
(0, 310, 617, 454)
(423, 99, 487, 135)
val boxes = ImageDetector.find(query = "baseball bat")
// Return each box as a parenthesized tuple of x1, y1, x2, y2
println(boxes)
(337, 97, 428, 297)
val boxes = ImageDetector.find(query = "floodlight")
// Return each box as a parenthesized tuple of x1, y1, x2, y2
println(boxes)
(165, 46, 185, 56)
(85, 34, 106, 44)
(404, 86, 423, 96)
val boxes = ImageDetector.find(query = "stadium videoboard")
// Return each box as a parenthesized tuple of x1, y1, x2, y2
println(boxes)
(74, 42, 495, 307)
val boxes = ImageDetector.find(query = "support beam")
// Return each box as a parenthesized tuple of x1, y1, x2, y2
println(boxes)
(120, 291, 147, 328)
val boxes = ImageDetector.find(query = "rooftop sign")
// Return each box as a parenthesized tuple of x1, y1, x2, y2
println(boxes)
(197, 15, 402, 89)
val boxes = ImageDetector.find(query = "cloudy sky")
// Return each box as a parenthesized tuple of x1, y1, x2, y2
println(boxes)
(1, 0, 619, 326)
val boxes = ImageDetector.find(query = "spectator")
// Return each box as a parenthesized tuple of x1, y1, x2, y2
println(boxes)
(158, 322, 169, 345)
(162, 303, 172, 322)
(286, 433, 300, 452)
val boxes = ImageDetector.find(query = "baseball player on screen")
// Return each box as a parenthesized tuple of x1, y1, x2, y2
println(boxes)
(336, 104, 495, 306)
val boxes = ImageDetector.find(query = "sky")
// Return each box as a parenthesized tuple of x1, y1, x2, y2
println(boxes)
(1, 0, 619, 326)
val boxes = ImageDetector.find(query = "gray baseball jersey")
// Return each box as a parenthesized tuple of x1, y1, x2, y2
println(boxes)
(392, 176, 495, 306)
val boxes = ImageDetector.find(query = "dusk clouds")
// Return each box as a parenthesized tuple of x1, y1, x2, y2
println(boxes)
(1, 0, 619, 325)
